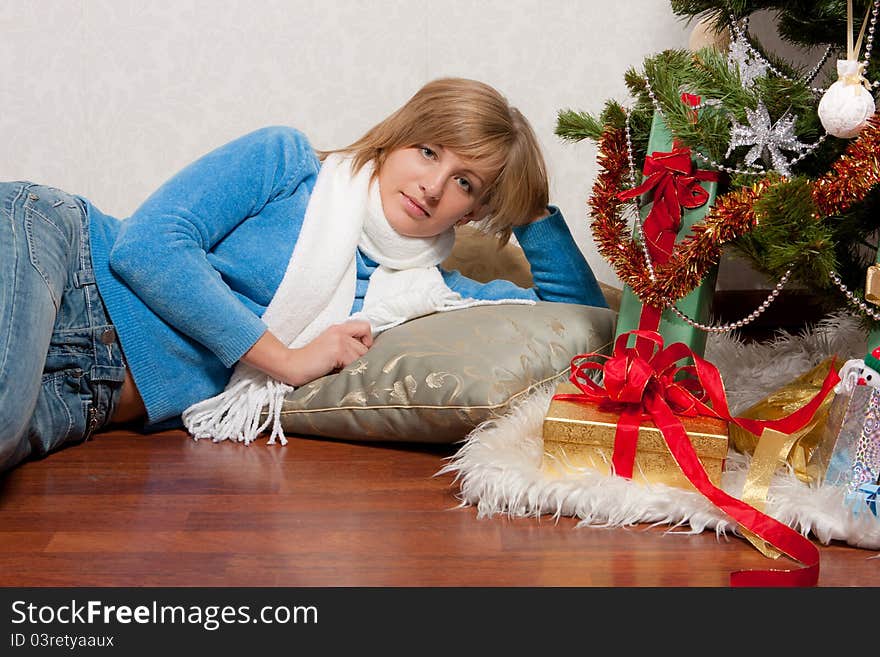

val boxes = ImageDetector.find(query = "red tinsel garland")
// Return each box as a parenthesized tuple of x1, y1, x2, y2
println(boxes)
(588, 127, 759, 307)
(590, 114, 880, 307)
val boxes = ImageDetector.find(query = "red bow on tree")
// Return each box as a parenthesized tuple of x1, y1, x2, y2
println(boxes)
(617, 145, 720, 262)
(555, 330, 840, 587)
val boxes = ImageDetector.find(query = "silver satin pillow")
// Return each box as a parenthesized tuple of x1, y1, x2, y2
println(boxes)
(273, 302, 616, 443)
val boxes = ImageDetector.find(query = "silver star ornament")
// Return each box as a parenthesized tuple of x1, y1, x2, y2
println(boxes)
(728, 34, 768, 88)
(725, 101, 809, 177)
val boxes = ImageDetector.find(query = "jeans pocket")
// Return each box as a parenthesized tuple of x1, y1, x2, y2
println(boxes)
(29, 370, 89, 458)
(23, 194, 81, 310)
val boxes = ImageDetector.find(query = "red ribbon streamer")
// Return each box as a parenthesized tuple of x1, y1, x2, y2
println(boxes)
(554, 330, 840, 587)
(618, 94, 719, 336)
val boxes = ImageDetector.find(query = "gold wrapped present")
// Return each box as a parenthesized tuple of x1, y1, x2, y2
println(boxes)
(728, 357, 842, 484)
(541, 382, 729, 490)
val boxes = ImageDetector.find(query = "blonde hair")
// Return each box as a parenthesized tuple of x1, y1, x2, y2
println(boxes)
(319, 78, 548, 245)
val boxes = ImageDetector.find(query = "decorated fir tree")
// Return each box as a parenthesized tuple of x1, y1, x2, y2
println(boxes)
(541, 2, 880, 582)
(558, 0, 880, 343)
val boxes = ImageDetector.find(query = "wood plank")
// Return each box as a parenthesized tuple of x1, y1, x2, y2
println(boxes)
(0, 428, 876, 587)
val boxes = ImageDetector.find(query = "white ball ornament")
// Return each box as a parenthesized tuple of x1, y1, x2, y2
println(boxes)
(817, 59, 876, 139)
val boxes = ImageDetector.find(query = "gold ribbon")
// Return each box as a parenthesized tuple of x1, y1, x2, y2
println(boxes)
(740, 427, 817, 558)
(866, 265, 880, 305)
(840, 62, 873, 92)
(848, 0, 872, 63)
(730, 357, 844, 556)
(729, 357, 840, 484)
(840, 0, 875, 91)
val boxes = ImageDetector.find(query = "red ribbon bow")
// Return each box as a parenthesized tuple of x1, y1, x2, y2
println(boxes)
(616, 92, 717, 268)
(617, 146, 720, 262)
(555, 330, 840, 587)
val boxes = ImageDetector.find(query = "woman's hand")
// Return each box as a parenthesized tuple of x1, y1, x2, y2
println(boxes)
(241, 320, 373, 387)
(285, 321, 374, 386)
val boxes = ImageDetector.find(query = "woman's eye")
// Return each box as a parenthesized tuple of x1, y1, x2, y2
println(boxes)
(420, 146, 436, 159)
(456, 177, 472, 192)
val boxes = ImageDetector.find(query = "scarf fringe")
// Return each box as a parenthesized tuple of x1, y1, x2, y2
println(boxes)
(182, 375, 292, 446)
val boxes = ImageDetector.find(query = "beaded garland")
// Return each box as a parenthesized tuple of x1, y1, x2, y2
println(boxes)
(591, 114, 880, 311)
(591, 125, 762, 309)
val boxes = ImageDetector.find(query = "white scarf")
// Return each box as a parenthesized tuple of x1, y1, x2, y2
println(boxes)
(182, 153, 534, 445)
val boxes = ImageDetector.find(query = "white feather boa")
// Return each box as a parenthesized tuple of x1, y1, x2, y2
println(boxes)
(439, 312, 880, 551)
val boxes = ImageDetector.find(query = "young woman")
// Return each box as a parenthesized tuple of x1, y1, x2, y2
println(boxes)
(0, 77, 607, 472)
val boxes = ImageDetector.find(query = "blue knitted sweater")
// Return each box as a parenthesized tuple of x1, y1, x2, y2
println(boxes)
(84, 127, 607, 428)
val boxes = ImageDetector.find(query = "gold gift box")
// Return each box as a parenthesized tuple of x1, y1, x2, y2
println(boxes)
(728, 357, 840, 484)
(542, 382, 729, 490)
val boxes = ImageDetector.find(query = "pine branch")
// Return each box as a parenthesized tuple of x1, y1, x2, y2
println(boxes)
(642, 50, 734, 160)
(670, 1, 782, 22)
(690, 47, 758, 116)
(731, 177, 838, 287)
(555, 109, 606, 143)
(672, 1, 875, 49)
(559, 1, 880, 306)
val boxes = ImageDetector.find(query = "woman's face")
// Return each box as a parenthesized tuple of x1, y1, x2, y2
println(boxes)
(377, 144, 492, 237)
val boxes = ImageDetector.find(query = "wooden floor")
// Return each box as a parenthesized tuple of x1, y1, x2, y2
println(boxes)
(0, 428, 877, 588)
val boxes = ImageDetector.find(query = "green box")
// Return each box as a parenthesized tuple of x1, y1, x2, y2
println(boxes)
(613, 111, 720, 358)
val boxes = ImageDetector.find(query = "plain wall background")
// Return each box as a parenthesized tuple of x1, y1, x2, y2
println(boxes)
(0, 1, 830, 289)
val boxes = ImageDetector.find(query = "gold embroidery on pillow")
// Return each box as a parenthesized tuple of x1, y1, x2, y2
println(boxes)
(347, 360, 369, 375)
(548, 340, 573, 357)
(339, 390, 370, 406)
(294, 382, 324, 405)
(280, 369, 570, 414)
(272, 303, 617, 444)
(425, 371, 463, 402)
(389, 375, 418, 403)
(381, 350, 458, 373)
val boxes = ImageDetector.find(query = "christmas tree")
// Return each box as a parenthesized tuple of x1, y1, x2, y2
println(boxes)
(558, 0, 880, 332)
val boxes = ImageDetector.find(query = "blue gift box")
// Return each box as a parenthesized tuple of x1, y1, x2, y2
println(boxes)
(846, 483, 879, 517)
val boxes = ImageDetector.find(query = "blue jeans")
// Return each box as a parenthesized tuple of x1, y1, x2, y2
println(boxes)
(0, 182, 127, 473)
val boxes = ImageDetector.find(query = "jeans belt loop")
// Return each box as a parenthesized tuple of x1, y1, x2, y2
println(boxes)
(73, 269, 96, 288)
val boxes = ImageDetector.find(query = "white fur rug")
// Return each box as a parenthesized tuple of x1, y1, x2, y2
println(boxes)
(439, 312, 880, 551)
